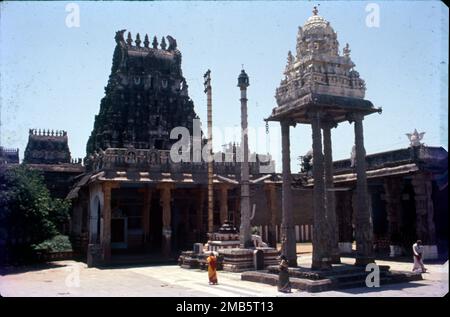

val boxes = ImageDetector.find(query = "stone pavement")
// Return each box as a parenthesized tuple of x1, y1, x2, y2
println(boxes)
(0, 255, 447, 297)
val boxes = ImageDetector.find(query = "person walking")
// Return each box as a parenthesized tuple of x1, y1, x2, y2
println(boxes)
(277, 255, 291, 293)
(207, 252, 218, 285)
(412, 240, 427, 273)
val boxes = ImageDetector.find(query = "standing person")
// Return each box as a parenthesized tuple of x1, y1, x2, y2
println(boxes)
(207, 252, 218, 285)
(277, 255, 291, 293)
(412, 240, 427, 273)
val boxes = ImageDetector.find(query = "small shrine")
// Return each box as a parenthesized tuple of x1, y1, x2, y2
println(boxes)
(205, 221, 240, 251)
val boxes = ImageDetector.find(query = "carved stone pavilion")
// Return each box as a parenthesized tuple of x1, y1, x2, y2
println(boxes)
(265, 7, 382, 269)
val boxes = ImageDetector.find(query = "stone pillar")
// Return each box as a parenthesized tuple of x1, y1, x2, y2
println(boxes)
(322, 122, 340, 264)
(264, 183, 278, 248)
(352, 114, 375, 266)
(234, 192, 240, 228)
(101, 182, 113, 262)
(159, 183, 174, 257)
(337, 190, 354, 254)
(383, 177, 403, 257)
(142, 187, 152, 246)
(196, 189, 205, 241)
(219, 184, 229, 225)
(411, 173, 438, 260)
(238, 69, 252, 248)
(280, 121, 297, 266)
(310, 112, 331, 270)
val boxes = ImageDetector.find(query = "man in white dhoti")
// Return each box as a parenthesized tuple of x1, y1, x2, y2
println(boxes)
(412, 240, 427, 273)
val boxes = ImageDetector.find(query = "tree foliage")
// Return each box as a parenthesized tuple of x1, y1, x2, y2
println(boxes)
(0, 165, 71, 262)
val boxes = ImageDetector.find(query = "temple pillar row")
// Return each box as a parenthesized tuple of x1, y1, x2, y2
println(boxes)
(264, 183, 278, 248)
(411, 172, 438, 259)
(383, 177, 403, 257)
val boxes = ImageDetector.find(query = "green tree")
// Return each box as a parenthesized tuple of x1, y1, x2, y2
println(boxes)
(0, 165, 71, 263)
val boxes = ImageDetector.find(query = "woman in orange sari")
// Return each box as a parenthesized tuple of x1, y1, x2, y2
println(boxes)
(207, 252, 218, 285)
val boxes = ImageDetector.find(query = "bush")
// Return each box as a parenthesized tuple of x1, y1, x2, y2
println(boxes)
(32, 235, 73, 253)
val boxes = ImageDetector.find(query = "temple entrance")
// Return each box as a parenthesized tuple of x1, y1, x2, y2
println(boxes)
(111, 217, 127, 248)
(111, 188, 144, 254)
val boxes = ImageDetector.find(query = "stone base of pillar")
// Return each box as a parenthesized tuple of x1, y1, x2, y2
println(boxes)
(87, 244, 102, 267)
(331, 253, 341, 264)
(311, 259, 332, 271)
(422, 245, 439, 260)
(338, 242, 353, 254)
(354, 256, 375, 267)
(389, 245, 403, 257)
(102, 243, 111, 262)
(162, 228, 172, 257)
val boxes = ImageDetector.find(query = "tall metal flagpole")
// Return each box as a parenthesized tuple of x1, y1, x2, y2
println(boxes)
(204, 70, 214, 234)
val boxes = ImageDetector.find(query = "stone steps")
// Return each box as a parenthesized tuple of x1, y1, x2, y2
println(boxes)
(241, 269, 423, 293)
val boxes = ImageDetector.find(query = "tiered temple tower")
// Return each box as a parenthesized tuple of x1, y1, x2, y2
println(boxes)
(86, 30, 198, 157)
(275, 6, 366, 116)
(24, 129, 72, 164)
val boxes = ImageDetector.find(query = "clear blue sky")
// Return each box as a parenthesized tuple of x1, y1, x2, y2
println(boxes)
(1, 1, 448, 172)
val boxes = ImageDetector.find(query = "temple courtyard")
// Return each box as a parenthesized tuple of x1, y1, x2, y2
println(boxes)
(1, 245, 447, 297)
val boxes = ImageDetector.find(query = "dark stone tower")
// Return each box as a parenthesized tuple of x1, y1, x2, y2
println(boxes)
(24, 129, 71, 164)
(86, 30, 198, 156)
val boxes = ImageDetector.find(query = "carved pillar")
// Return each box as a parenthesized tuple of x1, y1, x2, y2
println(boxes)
(352, 114, 375, 266)
(310, 112, 331, 270)
(280, 121, 297, 266)
(264, 183, 278, 248)
(411, 172, 438, 259)
(337, 190, 354, 253)
(142, 187, 152, 246)
(322, 122, 340, 264)
(158, 183, 174, 257)
(219, 184, 229, 225)
(196, 189, 205, 241)
(383, 177, 403, 257)
(101, 182, 115, 262)
(234, 192, 240, 228)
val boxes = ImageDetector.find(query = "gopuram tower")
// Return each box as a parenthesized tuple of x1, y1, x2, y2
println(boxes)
(86, 30, 198, 157)
(265, 7, 381, 269)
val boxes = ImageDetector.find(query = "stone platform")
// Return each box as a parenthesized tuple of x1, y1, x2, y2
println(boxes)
(179, 247, 279, 272)
(220, 247, 279, 272)
(241, 263, 423, 292)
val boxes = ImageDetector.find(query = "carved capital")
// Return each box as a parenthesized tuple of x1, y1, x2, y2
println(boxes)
(347, 112, 364, 123)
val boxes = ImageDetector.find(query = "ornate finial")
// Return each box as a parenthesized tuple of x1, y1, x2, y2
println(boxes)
(135, 33, 141, 47)
(313, 6, 318, 16)
(115, 29, 126, 45)
(144, 34, 150, 48)
(343, 43, 351, 57)
(152, 36, 158, 49)
(126, 32, 133, 46)
(160, 37, 167, 50)
(166, 35, 177, 51)
(406, 129, 425, 147)
(287, 51, 294, 64)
